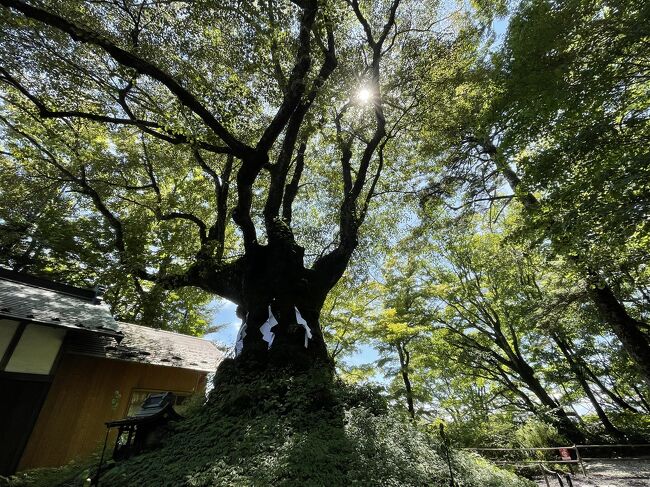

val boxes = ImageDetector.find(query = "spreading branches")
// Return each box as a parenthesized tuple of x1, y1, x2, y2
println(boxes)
(263, 19, 337, 237)
(0, 60, 231, 154)
(0, 114, 128, 255)
(0, 111, 243, 297)
(282, 141, 306, 225)
(256, 0, 318, 153)
(0, 0, 253, 157)
(312, 0, 401, 286)
(129, 141, 211, 245)
(233, 0, 328, 249)
(0, 0, 425, 311)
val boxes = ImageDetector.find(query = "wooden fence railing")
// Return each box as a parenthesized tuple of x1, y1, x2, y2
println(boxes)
(463, 443, 650, 486)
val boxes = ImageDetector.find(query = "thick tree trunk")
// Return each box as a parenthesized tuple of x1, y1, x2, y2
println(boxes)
(515, 360, 586, 444)
(588, 279, 650, 385)
(553, 334, 625, 441)
(220, 241, 332, 371)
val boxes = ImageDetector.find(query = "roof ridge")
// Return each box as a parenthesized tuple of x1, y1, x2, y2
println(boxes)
(0, 268, 98, 302)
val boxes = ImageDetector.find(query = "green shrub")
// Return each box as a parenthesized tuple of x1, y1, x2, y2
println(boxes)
(514, 419, 567, 450)
(1, 455, 97, 487)
(21, 365, 533, 487)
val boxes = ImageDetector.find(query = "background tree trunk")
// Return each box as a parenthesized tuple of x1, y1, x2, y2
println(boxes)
(514, 360, 586, 444)
(396, 342, 416, 419)
(588, 281, 650, 385)
(553, 334, 625, 441)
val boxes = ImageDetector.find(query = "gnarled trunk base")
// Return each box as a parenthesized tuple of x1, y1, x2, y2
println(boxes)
(233, 299, 332, 372)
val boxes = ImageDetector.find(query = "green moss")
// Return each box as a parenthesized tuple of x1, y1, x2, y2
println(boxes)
(23, 364, 533, 487)
(1, 455, 97, 487)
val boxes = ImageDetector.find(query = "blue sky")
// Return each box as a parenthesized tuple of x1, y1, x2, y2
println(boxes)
(204, 299, 239, 348)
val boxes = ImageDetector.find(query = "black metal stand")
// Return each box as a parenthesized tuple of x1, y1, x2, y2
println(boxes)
(92, 428, 110, 487)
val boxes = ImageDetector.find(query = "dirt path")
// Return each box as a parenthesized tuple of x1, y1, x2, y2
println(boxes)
(536, 458, 650, 487)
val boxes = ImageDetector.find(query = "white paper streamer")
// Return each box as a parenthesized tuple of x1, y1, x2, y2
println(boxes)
(236, 307, 310, 354)
(234, 313, 248, 357)
(295, 307, 312, 348)
(260, 306, 278, 348)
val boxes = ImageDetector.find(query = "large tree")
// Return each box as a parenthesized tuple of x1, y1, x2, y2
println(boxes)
(419, 0, 650, 382)
(367, 211, 647, 443)
(0, 0, 456, 367)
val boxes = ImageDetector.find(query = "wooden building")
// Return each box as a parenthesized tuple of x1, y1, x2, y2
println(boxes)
(0, 269, 223, 475)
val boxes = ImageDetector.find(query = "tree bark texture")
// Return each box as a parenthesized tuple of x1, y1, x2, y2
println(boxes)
(218, 241, 333, 370)
(588, 280, 650, 385)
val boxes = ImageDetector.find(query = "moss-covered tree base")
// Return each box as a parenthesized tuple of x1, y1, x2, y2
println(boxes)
(80, 361, 532, 486)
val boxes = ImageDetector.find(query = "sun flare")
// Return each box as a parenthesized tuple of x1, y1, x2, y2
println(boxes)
(357, 87, 372, 103)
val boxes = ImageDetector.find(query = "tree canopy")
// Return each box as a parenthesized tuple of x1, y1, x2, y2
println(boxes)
(0, 0, 459, 347)
(1, 0, 649, 475)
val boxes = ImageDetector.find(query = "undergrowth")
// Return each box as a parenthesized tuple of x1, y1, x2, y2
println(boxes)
(10, 360, 533, 487)
(0, 455, 98, 487)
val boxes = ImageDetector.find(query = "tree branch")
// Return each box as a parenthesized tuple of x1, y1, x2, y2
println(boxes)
(256, 0, 318, 152)
(311, 1, 401, 288)
(263, 20, 337, 235)
(0, 0, 252, 157)
(282, 141, 306, 224)
(0, 65, 232, 154)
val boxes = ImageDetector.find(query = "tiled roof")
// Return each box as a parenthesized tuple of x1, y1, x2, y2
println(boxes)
(0, 270, 222, 372)
(107, 322, 223, 372)
(65, 322, 223, 372)
(0, 272, 120, 335)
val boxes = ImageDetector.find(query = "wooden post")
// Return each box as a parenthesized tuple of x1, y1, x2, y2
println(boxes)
(574, 444, 587, 477)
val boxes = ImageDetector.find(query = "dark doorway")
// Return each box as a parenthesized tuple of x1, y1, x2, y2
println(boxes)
(0, 374, 51, 475)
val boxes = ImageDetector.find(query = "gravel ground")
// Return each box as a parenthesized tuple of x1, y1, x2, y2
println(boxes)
(535, 458, 650, 487)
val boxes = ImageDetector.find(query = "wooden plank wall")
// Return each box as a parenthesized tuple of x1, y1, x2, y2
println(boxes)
(18, 353, 207, 470)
